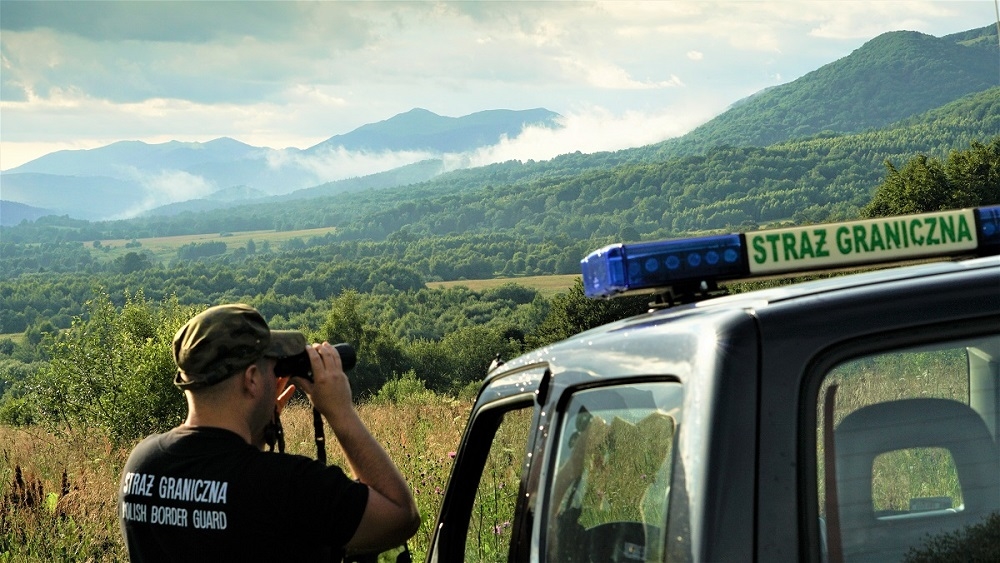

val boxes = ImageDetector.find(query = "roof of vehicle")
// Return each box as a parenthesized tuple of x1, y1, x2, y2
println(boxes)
(485, 254, 1000, 386)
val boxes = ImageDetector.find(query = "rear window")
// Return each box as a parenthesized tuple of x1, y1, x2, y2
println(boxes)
(816, 334, 1000, 562)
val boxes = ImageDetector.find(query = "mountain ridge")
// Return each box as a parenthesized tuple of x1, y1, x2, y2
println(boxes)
(0, 108, 563, 221)
(642, 24, 998, 160)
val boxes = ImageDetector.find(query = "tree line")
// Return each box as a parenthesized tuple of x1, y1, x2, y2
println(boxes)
(1, 126, 997, 444)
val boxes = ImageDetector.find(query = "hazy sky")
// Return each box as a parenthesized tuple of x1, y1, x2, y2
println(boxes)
(1, 1, 995, 172)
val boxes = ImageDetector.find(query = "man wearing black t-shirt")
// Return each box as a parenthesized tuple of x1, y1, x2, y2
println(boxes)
(118, 304, 420, 562)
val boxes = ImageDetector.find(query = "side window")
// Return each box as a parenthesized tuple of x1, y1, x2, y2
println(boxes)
(464, 406, 533, 563)
(816, 334, 1000, 562)
(545, 383, 682, 562)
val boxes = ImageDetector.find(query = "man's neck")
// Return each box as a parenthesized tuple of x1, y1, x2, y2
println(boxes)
(183, 411, 252, 444)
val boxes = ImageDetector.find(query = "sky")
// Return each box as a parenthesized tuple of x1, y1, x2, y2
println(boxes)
(1, 0, 996, 175)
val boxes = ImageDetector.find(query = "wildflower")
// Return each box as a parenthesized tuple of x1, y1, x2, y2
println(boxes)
(447, 451, 456, 459)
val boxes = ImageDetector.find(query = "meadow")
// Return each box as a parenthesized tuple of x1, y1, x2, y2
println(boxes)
(426, 274, 579, 298)
(1, 394, 472, 562)
(94, 226, 340, 265)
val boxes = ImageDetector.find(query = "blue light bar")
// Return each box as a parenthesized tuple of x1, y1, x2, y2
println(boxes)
(581, 234, 748, 299)
(582, 205, 1000, 300)
(976, 205, 1000, 252)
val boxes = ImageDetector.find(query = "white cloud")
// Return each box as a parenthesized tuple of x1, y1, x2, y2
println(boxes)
(113, 169, 217, 218)
(268, 146, 439, 184)
(456, 104, 721, 168)
(687, 50, 704, 61)
(555, 56, 686, 90)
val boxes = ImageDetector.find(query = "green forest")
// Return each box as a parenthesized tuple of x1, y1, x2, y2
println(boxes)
(1, 67, 999, 431)
(1, 130, 997, 432)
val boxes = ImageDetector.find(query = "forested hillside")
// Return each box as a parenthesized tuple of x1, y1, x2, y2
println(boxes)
(5, 87, 997, 250)
(642, 24, 999, 158)
(2, 22, 998, 409)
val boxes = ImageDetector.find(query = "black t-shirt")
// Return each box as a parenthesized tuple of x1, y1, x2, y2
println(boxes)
(118, 426, 369, 562)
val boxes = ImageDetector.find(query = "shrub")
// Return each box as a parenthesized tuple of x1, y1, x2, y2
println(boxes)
(904, 511, 1000, 562)
(27, 291, 198, 446)
(373, 370, 435, 405)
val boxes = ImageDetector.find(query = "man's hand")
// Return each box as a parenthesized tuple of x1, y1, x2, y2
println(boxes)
(293, 342, 420, 552)
(293, 342, 354, 420)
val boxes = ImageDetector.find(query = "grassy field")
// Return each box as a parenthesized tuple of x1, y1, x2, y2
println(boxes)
(3, 346, 989, 561)
(0, 334, 25, 345)
(93, 226, 339, 264)
(1, 395, 471, 562)
(427, 274, 579, 298)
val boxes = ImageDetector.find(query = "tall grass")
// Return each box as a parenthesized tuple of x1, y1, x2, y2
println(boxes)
(2, 395, 472, 562)
(1, 426, 126, 561)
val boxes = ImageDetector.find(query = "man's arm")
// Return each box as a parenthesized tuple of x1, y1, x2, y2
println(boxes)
(300, 342, 421, 553)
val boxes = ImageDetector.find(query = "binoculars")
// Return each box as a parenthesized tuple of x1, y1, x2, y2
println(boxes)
(273, 343, 356, 381)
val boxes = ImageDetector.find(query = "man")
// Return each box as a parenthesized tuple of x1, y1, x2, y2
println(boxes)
(118, 303, 420, 562)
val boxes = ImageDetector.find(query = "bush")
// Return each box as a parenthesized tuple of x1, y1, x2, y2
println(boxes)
(0, 395, 36, 426)
(27, 291, 198, 446)
(904, 511, 1000, 562)
(373, 370, 435, 405)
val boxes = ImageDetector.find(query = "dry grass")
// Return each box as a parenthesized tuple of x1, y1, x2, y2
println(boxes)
(426, 274, 579, 298)
(93, 226, 339, 264)
(1, 425, 128, 561)
(1, 395, 472, 562)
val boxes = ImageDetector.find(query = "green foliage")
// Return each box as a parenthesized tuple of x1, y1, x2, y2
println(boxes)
(525, 279, 650, 349)
(654, 28, 998, 154)
(407, 324, 525, 394)
(176, 240, 227, 260)
(305, 286, 539, 396)
(27, 291, 196, 446)
(903, 511, 1000, 562)
(0, 356, 41, 407)
(862, 138, 1000, 217)
(372, 370, 435, 405)
(0, 394, 36, 426)
(113, 251, 153, 274)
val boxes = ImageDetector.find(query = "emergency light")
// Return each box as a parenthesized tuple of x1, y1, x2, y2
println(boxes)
(582, 205, 1000, 299)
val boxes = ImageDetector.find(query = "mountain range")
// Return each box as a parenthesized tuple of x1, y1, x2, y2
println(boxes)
(0, 108, 561, 222)
(0, 23, 997, 226)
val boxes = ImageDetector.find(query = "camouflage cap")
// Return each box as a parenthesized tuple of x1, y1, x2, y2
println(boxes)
(172, 303, 306, 390)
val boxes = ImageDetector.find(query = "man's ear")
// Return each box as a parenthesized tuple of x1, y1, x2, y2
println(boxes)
(242, 363, 262, 397)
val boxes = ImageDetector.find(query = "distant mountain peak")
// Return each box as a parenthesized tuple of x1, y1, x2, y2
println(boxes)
(307, 107, 562, 154)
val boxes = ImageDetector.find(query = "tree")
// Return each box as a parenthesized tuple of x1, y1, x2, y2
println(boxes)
(28, 291, 196, 445)
(525, 279, 649, 349)
(862, 138, 1000, 218)
(944, 138, 1000, 208)
(114, 251, 152, 274)
(319, 290, 405, 398)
